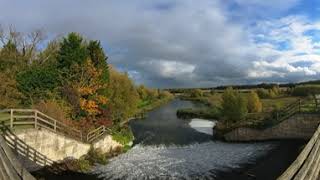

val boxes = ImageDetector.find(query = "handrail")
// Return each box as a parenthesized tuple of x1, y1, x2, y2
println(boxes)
(0, 109, 111, 143)
(278, 124, 320, 180)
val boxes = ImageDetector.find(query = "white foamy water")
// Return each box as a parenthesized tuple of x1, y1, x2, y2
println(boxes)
(189, 119, 216, 135)
(92, 142, 274, 179)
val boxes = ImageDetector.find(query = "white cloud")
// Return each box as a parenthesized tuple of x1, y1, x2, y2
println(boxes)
(248, 15, 320, 82)
(0, 0, 319, 87)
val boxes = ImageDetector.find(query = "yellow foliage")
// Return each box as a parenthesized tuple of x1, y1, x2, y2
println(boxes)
(78, 87, 95, 95)
(80, 98, 100, 115)
(96, 95, 108, 105)
(247, 91, 263, 113)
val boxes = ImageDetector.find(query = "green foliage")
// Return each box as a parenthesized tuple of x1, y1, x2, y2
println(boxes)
(0, 71, 23, 108)
(87, 40, 109, 83)
(176, 107, 220, 119)
(75, 158, 91, 172)
(111, 127, 134, 146)
(221, 87, 247, 122)
(257, 87, 279, 99)
(57, 32, 88, 72)
(16, 66, 59, 102)
(107, 67, 139, 122)
(292, 85, 320, 97)
(247, 91, 262, 113)
(189, 89, 203, 98)
(86, 147, 108, 165)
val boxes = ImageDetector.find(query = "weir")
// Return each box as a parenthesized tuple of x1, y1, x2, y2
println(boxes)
(0, 103, 319, 179)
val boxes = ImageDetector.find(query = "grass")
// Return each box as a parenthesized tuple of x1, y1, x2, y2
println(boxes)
(179, 93, 305, 132)
(111, 127, 134, 146)
(0, 112, 10, 122)
(260, 96, 299, 112)
(137, 96, 174, 113)
(176, 108, 220, 119)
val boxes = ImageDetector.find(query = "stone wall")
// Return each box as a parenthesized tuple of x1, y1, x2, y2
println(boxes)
(7, 128, 122, 162)
(224, 114, 320, 141)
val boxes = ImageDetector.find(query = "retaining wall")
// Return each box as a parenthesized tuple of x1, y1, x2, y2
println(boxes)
(224, 114, 320, 141)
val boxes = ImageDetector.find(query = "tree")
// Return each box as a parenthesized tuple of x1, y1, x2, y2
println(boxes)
(57, 32, 88, 72)
(107, 67, 139, 123)
(16, 65, 59, 104)
(247, 91, 262, 113)
(221, 87, 247, 122)
(87, 40, 109, 83)
(0, 71, 23, 108)
(189, 89, 203, 98)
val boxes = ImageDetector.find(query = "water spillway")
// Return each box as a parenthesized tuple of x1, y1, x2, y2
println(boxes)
(93, 142, 274, 179)
(93, 99, 303, 180)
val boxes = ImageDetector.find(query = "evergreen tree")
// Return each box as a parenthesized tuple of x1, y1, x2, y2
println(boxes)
(87, 40, 109, 83)
(57, 32, 88, 71)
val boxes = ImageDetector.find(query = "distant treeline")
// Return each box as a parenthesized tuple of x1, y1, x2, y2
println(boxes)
(166, 80, 320, 93)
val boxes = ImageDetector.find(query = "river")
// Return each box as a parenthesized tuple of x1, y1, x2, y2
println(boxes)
(92, 99, 305, 180)
(32, 99, 304, 179)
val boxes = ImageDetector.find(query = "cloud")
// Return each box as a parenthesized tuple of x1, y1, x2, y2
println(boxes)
(0, 0, 319, 87)
(248, 15, 320, 83)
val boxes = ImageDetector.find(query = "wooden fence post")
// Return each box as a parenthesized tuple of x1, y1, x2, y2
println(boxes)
(34, 111, 38, 129)
(10, 109, 13, 129)
(54, 121, 57, 132)
(298, 99, 301, 113)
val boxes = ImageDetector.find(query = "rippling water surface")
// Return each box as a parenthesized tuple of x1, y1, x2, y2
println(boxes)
(93, 99, 280, 179)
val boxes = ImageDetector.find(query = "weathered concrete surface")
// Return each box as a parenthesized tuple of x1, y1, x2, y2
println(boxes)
(92, 134, 122, 153)
(10, 129, 90, 162)
(224, 114, 320, 141)
(7, 128, 122, 162)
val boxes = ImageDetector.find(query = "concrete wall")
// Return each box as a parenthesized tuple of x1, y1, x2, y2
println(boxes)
(224, 114, 320, 141)
(6, 128, 122, 162)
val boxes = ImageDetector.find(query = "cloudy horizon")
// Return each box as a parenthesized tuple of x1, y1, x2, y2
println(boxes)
(1, 0, 319, 88)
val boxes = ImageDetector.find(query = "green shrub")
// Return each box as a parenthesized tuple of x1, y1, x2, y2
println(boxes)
(221, 87, 247, 122)
(85, 147, 108, 165)
(176, 108, 220, 119)
(247, 91, 262, 113)
(189, 89, 203, 98)
(111, 127, 134, 146)
(292, 85, 320, 97)
(16, 66, 59, 102)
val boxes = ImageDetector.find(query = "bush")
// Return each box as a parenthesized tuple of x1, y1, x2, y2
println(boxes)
(292, 85, 320, 97)
(247, 91, 262, 113)
(33, 99, 71, 121)
(189, 89, 203, 98)
(256, 88, 270, 99)
(221, 87, 247, 122)
(16, 66, 59, 102)
(85, 147, 108, 165)
(176, 108, 220, 119)
(257, 87, 278, 99)
(111, 127, 134, 146)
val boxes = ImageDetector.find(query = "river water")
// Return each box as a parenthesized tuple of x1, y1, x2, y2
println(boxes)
(92, 99, 305, 180)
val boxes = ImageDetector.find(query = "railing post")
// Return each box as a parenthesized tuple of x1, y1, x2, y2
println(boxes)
(34, 111, 38, 129)
(10, 109, 13, 129)
(54, 120, 57, 132)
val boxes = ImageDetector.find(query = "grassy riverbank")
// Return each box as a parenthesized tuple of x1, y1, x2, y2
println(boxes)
(176, 87, 315, 135)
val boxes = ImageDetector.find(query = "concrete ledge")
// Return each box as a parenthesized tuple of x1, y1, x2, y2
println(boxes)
(224, 114, 320, 141)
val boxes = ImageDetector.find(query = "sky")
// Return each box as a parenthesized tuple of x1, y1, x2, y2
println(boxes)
(0, 0, 320, 88)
